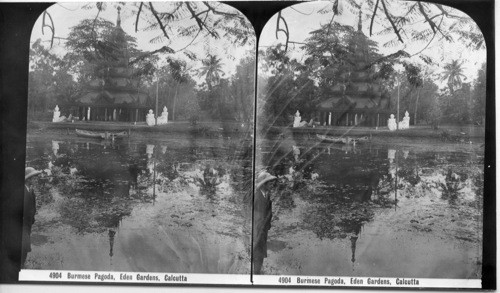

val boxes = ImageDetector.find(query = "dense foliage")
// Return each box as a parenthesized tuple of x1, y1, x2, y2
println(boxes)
(29, 3, 256, 124)
(259, 7, 486, 130)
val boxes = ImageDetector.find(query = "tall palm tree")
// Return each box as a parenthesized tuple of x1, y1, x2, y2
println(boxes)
(165, 58, 189, 121)
(199, 54, 224, 91)
(441, 59, 466, 95)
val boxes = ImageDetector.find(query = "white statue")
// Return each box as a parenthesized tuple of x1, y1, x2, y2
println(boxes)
(399, 111, 410, 130)
(52, 105, 66, 122)
(52, 105, 60, 122)
(293, 110, 301, 127)
(157, 106, 169, 125)
(387, 114, 397, 131)
(146, 109, 156, 126)
(293, 110, 308, 127)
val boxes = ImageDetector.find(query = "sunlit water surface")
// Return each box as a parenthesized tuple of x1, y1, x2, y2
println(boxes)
(25, 135, 252, 274)
(25, 135, 483, 279)
(257, 139, 483, 278)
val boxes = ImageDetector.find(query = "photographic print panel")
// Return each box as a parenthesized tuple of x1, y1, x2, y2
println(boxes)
(0, 0, 494, 289)
(21, 1, 256, 282)
(254, 0, 486, 286)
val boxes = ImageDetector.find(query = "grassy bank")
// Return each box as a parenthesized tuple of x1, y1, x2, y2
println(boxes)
(28, 120, 485, 145)
(267, 124, 485, 141)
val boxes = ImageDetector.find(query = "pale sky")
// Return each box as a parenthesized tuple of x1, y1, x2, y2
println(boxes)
(258, 1, 487, 89)
(30, 2, 256, 83)
(30, 1, 487, 88)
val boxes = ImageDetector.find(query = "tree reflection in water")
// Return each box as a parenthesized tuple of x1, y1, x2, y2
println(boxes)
(25, 135, 253, 272)
(255, 140, 483, 275)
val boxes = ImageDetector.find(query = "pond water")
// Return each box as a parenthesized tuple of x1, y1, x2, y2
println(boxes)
(24, 133, 483, 279)
(25, 135, 253, 274)
(256, 139, 483, 278)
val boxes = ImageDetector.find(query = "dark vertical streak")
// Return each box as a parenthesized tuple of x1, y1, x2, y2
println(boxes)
(249, 35, 259, 284)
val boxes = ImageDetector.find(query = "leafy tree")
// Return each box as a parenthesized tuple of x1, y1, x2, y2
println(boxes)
(302, 22, 358, 70)
(301, 22, 358, 99)
(229, 54, 256, 124)
(259, 45, 312, 128)
(147, 59, 194, 121)
(275, 0, 485, 58)
(65, 18, 138, 63)
(389, 62, 425, 124)
(427, 95, 442, 129)
(65, 17, 159, 85)
(166, 58, 191, 121)
(28, 38, 78, 118)
(440, 59, 466, 95)
(415, 78, 439, 125)
(197, 53, 256, 123)
(471, 63, 486, 125)
(42, 2, 254, 55)
(198, 54, 224, 91)
(406, 64, 423, 125)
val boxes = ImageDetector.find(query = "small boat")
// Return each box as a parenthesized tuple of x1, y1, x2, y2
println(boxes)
(76, 129, 128, 139)
(316, 134, 369, 144)
(316, 134, 346, 143)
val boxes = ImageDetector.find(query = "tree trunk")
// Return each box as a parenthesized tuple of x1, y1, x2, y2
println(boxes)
(414, 87, 421, 125)
(206, 77, 212, 92)
(172, 83, 179, 121)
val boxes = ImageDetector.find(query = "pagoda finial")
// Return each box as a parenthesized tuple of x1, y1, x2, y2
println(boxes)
(357, 9, 362, 32)
(350, 235, 357, 263)
(116, 6, 122, 27)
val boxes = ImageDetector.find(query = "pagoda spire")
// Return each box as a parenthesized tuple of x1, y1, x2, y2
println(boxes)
(116, 6, 122, 27)
(109, 229, 116, 265)
(350, 235, 358, 263)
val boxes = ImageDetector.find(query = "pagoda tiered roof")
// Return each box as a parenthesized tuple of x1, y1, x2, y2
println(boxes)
(318, 11, 390, 113)
(75, 7, 150, 109)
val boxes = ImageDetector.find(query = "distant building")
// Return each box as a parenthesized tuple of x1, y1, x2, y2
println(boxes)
(316, 12, 391, 127)
(66, 7, 151, 122)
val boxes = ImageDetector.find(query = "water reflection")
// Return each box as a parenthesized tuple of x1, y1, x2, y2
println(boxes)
(255, 141, 483, 277)
(25, 136, 252, 273)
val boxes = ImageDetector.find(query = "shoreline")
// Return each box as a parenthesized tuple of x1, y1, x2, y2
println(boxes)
(28, 121, 485, 144)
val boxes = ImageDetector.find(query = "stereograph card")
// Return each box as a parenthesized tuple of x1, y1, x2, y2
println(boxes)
(0, 0, 495, 290)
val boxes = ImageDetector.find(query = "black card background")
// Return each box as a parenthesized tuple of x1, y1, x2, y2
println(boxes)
(0, 0, 495, 288)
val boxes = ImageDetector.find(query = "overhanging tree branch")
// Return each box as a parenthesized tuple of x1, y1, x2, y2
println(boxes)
(410, 14, 445, 57)
(130, 46, 175, 65)
(149, 2, 170, 39)
(369, 0, 380, 36)
(42, 11, 55, 48)
(135, 3, 143, 33)
(418, 2, 436, 33)
(185, 2, 219, 38)
(367, 49, 411, 69)
(434, 4, 448, 16)
(175, 29, 202, 53)
(276, 12, 290, 51)
(381, 0, 403, 43)
(202, 1, 242, 19)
